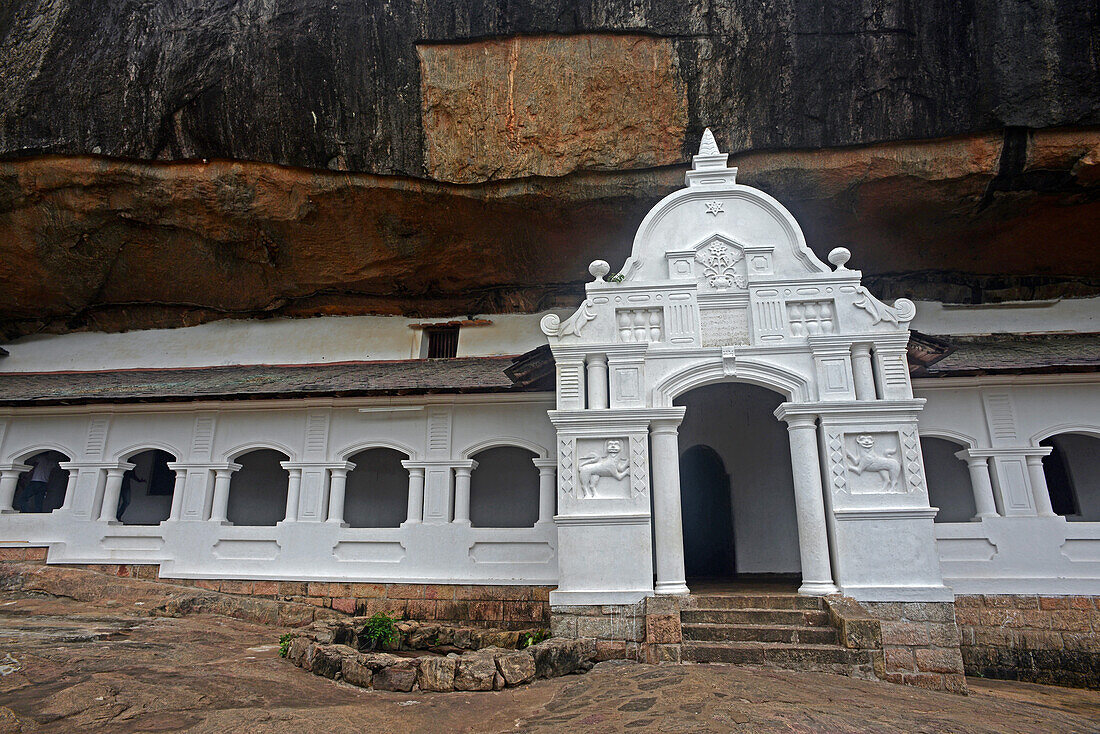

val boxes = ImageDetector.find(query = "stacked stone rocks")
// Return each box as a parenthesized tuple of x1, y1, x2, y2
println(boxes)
(285, 618, 596, 692)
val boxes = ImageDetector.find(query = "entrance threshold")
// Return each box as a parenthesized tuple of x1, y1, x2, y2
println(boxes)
(686, 574, 800, 596)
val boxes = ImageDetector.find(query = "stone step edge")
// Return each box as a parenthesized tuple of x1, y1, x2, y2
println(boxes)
(682, 622, 837, 632)
(682, 641, 858, 652)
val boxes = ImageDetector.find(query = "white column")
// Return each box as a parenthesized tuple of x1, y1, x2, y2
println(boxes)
(1026, 454, 1058, 517)
(585, 353, 609, 409)
(210, 468, 235, 523)
(533, 458, 557, 523)
(58, 463, 79, 512)
(955, 450, 998, 519)
(327, 465, 352, 525)
(166, 466, 187, 521)
(851, 343, 877, 401)
(452, 462, 477, 524)
(651, 419, 689, 595)
(98, 465, 133, 522)
(0, 465, 30, 513)
(282, 466, 303, 522)
(783, 416, 839, 596)
(403, 464, 425, 525)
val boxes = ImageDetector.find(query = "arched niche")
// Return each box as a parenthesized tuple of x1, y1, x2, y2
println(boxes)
(116, 448, 178, 525)
(344, 448, 409, 528)
(227, 449, 290, 526)
(469, 446, 540, 528)
(14, 450, 71, 514)
(919, 436, 976, 523)
(1040, 433, 1100, 521)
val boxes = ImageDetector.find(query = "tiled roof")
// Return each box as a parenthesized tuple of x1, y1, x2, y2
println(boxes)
(915, 333, 1100, 377)
(0, 356, 539, 406)
(0, 333, 1095, 406)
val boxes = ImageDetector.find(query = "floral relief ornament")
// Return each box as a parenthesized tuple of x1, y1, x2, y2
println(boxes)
(696, 242, 745, 289)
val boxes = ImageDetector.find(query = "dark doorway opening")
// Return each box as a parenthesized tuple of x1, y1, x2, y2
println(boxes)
(679, 444, 736, 579)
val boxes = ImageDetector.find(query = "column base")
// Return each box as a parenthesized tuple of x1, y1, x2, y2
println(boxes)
(971, 512, 998, 521)
(0, 509, 18, 515)
(325, 519, 349, 527)
(798, 580, 840, 596)
(654, 581, 690, 596)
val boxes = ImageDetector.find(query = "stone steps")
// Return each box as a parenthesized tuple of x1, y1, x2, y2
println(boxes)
(681, 607, 831, 627)
(679, 591, 876, 679)
(686, 594, 823, 611)
(681, 640, 877, 678)
(682, 622, 838, 645)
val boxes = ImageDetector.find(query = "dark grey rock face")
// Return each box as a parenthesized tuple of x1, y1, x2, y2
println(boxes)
(1, 0, 1096, 175)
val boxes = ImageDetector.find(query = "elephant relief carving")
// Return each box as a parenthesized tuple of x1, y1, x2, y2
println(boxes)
(577, 439, 630, 498)
(845, 434, 902, 493)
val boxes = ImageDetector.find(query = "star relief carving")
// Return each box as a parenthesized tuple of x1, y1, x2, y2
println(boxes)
(704, 200, 724, 216)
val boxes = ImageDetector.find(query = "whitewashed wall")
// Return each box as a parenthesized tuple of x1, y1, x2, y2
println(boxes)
(915, 375, 1100, 594)
(0, 394, 559, 584)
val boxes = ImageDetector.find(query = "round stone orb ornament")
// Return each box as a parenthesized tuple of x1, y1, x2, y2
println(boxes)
(828, 247, 852, 271)
(589, 259, 611, 282)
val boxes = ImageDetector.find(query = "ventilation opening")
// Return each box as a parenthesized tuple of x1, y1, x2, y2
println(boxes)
(422, 326, 460, 358)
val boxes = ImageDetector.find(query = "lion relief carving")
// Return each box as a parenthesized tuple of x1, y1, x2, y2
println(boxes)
(845, 433, 903, 493)
(577, 439, 630, 498)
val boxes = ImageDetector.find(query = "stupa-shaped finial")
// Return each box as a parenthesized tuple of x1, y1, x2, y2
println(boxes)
(687, 126, 735, 186)
(698, 127, 721, 156)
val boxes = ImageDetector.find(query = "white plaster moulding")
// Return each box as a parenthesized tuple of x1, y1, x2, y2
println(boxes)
(0, 392, 557, 417)
(912, 373, 1100, 390)
(631, 187, 821, 273)
(554, 513, 651, 526)
(965, 447, 1054, 458)
(942, 578, 1100, 596)
(832, 507, 940, 521)
(549, 590, 650, 605)
(840, 584, 956, 602)
(774, 399, 925, 421)
(357, 406, 425, 413)
(548, 407, 686, 432)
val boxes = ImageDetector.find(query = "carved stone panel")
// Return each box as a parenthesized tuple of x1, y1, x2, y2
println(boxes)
(841, 432, 908, 495)
(700, 308, 750, 347)
(574, 437, 631, 499)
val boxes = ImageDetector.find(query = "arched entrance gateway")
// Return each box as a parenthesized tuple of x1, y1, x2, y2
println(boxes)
(542, 130, 950, 605)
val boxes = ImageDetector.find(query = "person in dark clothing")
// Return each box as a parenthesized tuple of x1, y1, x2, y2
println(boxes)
(18, 453, 59, 513)
(116, 467, 146, 522)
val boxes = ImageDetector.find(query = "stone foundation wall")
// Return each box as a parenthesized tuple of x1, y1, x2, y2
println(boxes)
(859, 601, 968, 693)
(0, 547, 48, 562)
(955, 595, 1100, 689)
(0, 550, 550, 630)
(550, 600, 646, 661)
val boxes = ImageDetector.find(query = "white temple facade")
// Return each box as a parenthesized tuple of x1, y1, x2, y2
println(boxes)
(1, 132, 1098, 603)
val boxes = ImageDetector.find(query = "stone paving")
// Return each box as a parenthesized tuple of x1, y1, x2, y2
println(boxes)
(1, 591, 1098, 733)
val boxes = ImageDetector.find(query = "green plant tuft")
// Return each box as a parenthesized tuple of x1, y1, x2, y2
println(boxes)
(279, 632, 294, 658)
(521, 629, 549, 648)
(359, 612, 399, 649)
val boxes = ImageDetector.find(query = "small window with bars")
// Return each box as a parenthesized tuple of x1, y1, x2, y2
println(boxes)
(422, 325, 460, 358)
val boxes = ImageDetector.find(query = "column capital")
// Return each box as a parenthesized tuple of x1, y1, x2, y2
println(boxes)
(586, 352, 608, 366)
(104, 462, 137, 478)
(782, 414, 818, 430)
(400, 461, 427, 477)
(954, 449, 990, 468)
(453, 461, 479, 477)
(532, 458, 558, 471)
(167, 461, 240, 472)
(650, 416, 684, 434)
(0, 463, 32, 475)
(212, 463, 242, 479)
(1024, 453, 1051, 466)
(851, 341, 873, 356)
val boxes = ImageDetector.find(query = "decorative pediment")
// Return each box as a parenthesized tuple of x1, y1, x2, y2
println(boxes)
(665, 233, 760, 291)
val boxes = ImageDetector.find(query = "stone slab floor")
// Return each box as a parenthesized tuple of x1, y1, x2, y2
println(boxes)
(1, 592, 1097, 733)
